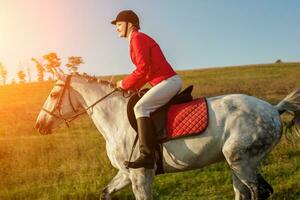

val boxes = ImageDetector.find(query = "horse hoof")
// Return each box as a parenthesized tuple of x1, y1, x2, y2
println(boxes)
(100, 187, 110, 200)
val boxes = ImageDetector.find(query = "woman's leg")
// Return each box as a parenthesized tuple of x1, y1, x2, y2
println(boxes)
(126, 75, 182, 169)
(134, 75, 182, 118)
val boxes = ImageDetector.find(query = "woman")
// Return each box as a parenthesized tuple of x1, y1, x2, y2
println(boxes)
(111, 10, 182, 169)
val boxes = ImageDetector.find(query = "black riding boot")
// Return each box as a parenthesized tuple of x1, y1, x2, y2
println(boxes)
(125, 117, 155, 169)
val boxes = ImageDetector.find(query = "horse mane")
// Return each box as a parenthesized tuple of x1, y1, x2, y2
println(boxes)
(73, 72, 117, 88)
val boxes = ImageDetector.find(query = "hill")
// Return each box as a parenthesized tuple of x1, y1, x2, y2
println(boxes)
(0, 62, 299, 199)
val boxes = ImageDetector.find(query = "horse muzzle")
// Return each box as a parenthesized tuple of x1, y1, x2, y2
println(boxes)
(35, 119, 53, 135)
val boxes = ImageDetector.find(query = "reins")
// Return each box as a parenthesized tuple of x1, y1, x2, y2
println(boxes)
(65, 88, 119, 123)
(43, 74, 140, 168)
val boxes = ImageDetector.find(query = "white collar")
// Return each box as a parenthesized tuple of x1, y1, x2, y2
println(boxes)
(127, 30, 133, 45)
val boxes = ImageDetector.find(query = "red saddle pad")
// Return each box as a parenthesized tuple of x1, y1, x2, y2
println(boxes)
(166, 97, 209, 139)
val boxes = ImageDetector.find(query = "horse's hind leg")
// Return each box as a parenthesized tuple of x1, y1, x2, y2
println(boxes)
(257, 173, 273, 199)
(232, 172, 251, 200)
(232, 172, 273, 200)
(223, 140, 273, 200)
(224, 149, 260, 199)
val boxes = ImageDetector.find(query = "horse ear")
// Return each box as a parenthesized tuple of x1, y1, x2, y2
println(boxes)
(52, 68, 66, 82)
(109, 76, 115, 88)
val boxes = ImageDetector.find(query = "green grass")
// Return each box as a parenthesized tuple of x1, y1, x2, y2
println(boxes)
(0, 62, 299, 199)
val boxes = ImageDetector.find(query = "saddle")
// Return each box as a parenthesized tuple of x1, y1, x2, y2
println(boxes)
(127, 85, 208, 142)
(127, 85, 209, 174)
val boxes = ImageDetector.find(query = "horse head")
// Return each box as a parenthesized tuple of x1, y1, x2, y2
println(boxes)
(35, 70, 85, 134)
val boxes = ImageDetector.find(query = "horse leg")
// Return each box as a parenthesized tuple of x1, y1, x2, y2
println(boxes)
(232, 172, 251, 200)
(224, 153, 260, 199)
(129, 168, 155, 200)
(100, 170, 131, 200)
(232, 172, 273, 200)
(256, 173, 273, 199)
(223, 140, 273, 200)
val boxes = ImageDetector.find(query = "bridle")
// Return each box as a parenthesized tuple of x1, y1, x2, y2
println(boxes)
(42, 75, 120, 128)
(42, 74, 141, 167)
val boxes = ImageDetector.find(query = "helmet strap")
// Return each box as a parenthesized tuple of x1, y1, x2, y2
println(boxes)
(124, 22, 128, 38)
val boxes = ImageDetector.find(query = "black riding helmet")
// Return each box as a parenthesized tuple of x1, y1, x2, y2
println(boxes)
(111, 10, 140, 30)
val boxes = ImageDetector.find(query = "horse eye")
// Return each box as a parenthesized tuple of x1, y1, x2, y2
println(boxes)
(51, 92, 59, 98)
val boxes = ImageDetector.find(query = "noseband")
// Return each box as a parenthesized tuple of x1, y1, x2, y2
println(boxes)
(42, 75, 119, 128)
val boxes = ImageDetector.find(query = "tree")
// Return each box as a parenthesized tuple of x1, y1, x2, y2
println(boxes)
(18, 61, 33, 83)
(43, 52, 61, 71)
(17, 70, 26, 83)
(0, 62, 8, 85)
(43, 52, 61, 79)
(65, 56, 84, 73)
(32, 57, 45, 82)
(26, 66, 34, 83)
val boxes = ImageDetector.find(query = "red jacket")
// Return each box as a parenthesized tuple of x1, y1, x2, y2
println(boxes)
(121, 30, 177, 91)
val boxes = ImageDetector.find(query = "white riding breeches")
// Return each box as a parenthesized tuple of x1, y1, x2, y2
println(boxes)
(134, 75, 182, 119)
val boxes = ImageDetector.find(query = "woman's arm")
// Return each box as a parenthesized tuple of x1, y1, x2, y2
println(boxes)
(121, 34, 150, 91)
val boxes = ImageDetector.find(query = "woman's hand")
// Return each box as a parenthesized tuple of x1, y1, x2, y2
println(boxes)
(117, 80, 123, 88)
(116, 80, 123, 91)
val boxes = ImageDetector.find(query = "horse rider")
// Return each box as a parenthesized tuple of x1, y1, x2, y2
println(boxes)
(111, 10, 182, 169)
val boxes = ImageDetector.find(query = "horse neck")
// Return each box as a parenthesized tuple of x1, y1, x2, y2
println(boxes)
(71, 79, 129, 145)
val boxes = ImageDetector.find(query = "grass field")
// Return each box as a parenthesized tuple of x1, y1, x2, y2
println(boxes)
(0, 62, 299, 199)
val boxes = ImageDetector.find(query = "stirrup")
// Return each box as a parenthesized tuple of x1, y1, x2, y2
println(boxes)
(124, 155, 154, 169)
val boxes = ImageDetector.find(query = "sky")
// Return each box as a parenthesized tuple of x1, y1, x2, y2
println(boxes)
(0, 0, 299, 82)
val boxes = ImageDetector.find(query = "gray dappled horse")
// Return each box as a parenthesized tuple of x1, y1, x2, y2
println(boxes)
(35, 71, 300, 200)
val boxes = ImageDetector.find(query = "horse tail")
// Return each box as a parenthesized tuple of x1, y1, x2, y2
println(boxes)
(275, 88, 300, 139)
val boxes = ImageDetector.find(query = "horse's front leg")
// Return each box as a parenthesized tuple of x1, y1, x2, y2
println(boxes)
(100, 170, 131, 200)
(130, 168, 155, 200)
